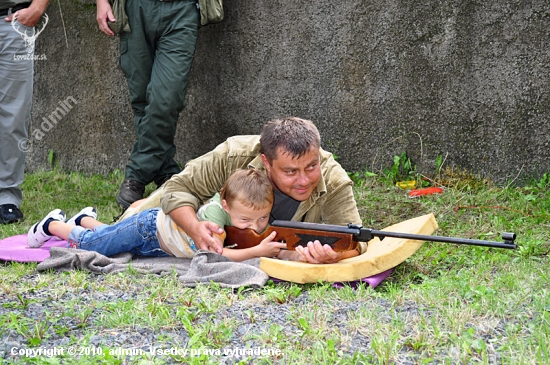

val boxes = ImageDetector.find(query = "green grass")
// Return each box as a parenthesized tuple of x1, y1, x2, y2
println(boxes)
(0, 168, 549, 364)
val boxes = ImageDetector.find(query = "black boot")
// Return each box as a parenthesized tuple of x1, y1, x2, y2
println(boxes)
(116, 179, 145, 209)
(0, 204, 24, 224)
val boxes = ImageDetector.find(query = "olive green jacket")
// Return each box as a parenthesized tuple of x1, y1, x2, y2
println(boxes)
(119, 135, 367, 254)
(162, 135, 359, 223)
(160, 135, 367, 253)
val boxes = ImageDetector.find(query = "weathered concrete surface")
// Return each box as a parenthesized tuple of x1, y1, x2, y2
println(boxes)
(27, 0, 550, 184)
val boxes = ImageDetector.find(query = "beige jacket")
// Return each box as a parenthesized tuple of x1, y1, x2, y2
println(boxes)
(161, 135, 358, 222)
(119, 135, 367, 254)
(160, 135, 368, 254)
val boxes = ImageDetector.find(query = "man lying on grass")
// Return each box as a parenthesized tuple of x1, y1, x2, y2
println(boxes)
(122, 117, 367, 264)
(27, 170, 313, 261)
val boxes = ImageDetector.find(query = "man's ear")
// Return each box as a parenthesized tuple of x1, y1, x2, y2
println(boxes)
(261, 154, 271, 173)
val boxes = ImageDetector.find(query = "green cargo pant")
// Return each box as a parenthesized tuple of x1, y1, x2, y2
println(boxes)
(120, 0, 200, 186)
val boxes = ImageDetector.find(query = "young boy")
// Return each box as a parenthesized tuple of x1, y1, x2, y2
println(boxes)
(27, 170, 302, 262)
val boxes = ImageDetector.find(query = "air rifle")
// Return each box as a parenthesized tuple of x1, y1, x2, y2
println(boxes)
(224, 220, 517, 251)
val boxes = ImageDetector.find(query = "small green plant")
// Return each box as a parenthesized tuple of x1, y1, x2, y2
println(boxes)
(209, 320, 234, 346)
(76, 307, 94, 329)
(370, 331, 400, 364)
(536, 172, 549, 189)
(178, 290, 197, 307)
(8, 315, 50, 346)
(177, 308, 198, 326)
(348, 169, 377, 187)
(384, 152, 418, 184)
(297, 317, 313, 338)
(264, 283, 302, 304)
(53, 324, 69, 337)
(48, 149, 55, 168)
(27, 320, 51, 346)
(16, 293, 30, 309)
(435, 154, 443, 179)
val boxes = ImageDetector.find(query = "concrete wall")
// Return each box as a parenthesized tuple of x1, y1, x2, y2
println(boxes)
(27, 0, 550, 184)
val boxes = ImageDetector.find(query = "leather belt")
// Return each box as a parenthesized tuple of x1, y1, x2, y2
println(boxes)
(0, 3, 31, 18)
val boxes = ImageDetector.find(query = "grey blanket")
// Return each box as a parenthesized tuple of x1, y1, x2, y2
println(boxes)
(37, 248, 269, 288)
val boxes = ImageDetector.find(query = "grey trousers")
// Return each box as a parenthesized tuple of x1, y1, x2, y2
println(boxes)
(0, 17, 34, 207)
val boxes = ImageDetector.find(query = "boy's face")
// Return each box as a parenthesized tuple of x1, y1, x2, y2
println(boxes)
(222, 199, 271, 233)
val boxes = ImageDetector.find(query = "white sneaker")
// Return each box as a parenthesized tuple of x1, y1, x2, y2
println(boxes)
(67, 206, 97, 226)
(27, 209, 66, 248)
(52, 207, 98, 241)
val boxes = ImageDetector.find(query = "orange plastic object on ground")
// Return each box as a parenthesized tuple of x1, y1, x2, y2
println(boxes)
(408, 187, 444, 197)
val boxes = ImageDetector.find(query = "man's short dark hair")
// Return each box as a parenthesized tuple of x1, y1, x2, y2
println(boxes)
(260, 117, 321, 163)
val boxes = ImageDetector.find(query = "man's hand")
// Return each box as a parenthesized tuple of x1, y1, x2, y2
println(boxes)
(96, 0, 115, 36)
(168, 206, 225, 254)
(5, 1, 47, 26)
(193, 221, 225, 253)
(295, 241, 345, 264)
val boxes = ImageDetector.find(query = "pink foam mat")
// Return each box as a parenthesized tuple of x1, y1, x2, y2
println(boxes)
(0, 234, 67, 262)
(331, 268, 393, 289)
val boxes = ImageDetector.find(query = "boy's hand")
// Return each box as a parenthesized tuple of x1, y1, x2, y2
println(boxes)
(255, 231, 286, 258)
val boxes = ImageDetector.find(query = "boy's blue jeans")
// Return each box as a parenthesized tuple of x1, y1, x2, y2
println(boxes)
(67, 208, 171, 257)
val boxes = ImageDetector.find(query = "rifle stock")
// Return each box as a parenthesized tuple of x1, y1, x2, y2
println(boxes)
(224, 225, 357, 251)
(224, 220, 517, 251)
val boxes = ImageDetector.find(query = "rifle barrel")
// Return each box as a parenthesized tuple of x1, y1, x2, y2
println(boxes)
(368, 230, 517, 249)
(271, 220, 517, 249)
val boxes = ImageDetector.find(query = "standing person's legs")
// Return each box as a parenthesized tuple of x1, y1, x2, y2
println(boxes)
(133, 0, 200, 186)
(0, 18, 33, 224)
(116, 0, 157, 208)
(117, 0, 199, 209)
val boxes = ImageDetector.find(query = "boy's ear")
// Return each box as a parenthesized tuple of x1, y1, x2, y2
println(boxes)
(221, 199, 230, 212)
